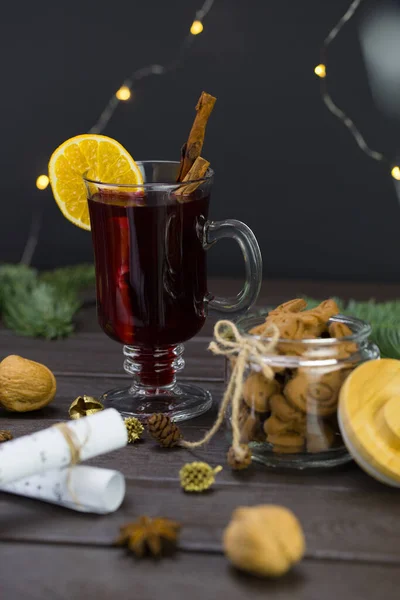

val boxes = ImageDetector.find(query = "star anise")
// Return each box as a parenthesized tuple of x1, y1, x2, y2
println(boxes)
(115, 516, 181, 557)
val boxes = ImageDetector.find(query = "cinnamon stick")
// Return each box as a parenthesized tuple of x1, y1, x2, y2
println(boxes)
(175, 157, 210, 199)
(177, 91, 216, 181)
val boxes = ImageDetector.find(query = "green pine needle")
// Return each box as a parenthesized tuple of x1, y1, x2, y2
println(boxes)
(0, 263, 95, 339)
(2, 281, 79, 339)
(40, 263, 96, 295)
(304, 297, 400, 359)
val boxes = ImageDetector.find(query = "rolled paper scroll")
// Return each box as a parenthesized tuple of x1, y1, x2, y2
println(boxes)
(0, 408, 128, 486)
(0, 465, 126, 514)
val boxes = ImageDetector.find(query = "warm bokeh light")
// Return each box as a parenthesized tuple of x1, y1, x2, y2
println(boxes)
(190, 20, 203, 35)
(314, 64, 326, 78)
(116, 86, 131, 101)
(36, 174, 50, 190)
(391, 166, 400, 180)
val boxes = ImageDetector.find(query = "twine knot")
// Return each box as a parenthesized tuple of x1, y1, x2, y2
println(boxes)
(180, 319, 280, 462)
(208, 320, 279, 382)
(55, 423, 83, 466)
(55, 421, 89, 505)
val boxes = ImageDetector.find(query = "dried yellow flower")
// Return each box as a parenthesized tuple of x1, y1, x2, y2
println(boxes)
(124, 417, 144, 443)
(179, 461, 222, 492)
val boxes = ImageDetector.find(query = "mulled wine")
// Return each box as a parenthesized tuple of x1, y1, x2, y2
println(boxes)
(88, 190, 210, 348)
(85, 160, 262, 420)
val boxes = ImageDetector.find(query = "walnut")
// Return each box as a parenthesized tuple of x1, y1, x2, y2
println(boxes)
(0, 355, 56, 412)
(223, 505, 305, 577)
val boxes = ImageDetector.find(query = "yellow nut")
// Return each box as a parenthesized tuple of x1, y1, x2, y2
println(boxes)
(223, 504, 305, 577)
(243, 373, 279, 412)
(0, 355, 56, 412)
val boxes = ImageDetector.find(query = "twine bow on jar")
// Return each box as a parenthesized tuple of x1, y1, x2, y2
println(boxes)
(180, 320, 280, 463)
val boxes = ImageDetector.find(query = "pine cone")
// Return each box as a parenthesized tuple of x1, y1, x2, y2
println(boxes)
(179, 461, 222, 492)
(227, 444, 252, 470)
(124, 417, 144, 444)
(0, 430, 13, 443)
(147, 414, 182, 448)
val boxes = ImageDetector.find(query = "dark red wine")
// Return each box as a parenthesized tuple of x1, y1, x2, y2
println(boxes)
(88, 190, 210, 348)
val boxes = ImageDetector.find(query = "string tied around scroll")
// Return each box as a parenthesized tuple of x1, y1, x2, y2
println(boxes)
(55, 422, 89, 504)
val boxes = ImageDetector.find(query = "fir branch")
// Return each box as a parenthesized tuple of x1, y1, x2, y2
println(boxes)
(40, 264, 96, 295)
(0, 264, 37, 309)
(2, 281, 79, 339)
(0, 263, 96, 339)
(304, 297, 400, 359)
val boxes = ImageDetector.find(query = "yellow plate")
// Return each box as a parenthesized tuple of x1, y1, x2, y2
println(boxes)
(48, 134, 143, 230)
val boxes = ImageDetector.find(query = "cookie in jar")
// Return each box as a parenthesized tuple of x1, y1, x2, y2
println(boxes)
(226, 299, 379, 469)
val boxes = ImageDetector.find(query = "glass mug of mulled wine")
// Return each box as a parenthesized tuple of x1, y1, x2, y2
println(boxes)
(84, 161, 262, 421)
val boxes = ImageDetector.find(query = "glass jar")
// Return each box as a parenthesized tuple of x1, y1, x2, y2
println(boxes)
(226, 313, 379, 469)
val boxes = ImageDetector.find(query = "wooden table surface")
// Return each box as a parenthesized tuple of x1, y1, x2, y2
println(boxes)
(1, 278, 400, 599)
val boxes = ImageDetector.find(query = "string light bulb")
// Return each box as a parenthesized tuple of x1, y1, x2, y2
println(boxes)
(36, 174, 49, 190)
(116, 86, 131, 101)
(314, 64, 326, 78)
(89, 0, 214, 133)
(391, 166, 400, 181)
(190, 20, 203, 35)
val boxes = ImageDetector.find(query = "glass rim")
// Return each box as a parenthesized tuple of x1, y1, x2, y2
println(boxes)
(236, 313, 372, 346)
(82, 160, 214, 189)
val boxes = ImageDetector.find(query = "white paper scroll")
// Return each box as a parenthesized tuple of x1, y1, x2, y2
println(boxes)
(0, 408, 128, 486)
(0, 465, 126, 514)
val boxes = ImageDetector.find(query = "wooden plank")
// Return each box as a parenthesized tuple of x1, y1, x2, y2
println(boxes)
(2, 277, 398, 375)
(0, 373, 375, 489)
(0, 377, 224, 427)
(0, 409, 375, 488)
(0, 469, 399, 561)
(0, 543, 397, 600)
(0, 331, 224, 380)
(78, 277, 400, 310)
(209, 278, 400, 305)
(198, 278, 400, 337)
(1, 371, 397, 564)
(0, 276, 399, 591)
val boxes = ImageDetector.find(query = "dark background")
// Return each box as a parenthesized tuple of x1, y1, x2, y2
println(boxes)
(1, 0, 399, 281)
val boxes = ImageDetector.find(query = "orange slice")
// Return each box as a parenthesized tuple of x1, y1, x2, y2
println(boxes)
(48, 134, 143, 230)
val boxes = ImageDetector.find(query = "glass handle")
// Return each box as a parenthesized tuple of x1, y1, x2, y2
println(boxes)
(203, 219, 262, 315)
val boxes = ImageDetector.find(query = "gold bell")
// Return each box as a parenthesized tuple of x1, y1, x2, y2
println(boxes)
(69, 395, 104, 419)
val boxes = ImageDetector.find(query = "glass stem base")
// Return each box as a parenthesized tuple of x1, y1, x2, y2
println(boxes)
(101, 344, 212, 422)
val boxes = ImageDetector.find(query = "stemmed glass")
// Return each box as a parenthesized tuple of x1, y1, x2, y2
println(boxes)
(84, 161, 262, 421)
